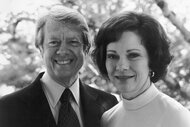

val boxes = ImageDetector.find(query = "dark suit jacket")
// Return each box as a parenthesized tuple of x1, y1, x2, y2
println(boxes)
(0, 73, 118, 127)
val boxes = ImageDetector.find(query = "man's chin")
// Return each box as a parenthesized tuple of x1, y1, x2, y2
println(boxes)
(56, 71, 73, 78)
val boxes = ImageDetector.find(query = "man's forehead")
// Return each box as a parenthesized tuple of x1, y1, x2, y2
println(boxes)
(44, 19, 83, 40)
(45, 18, 82, 32)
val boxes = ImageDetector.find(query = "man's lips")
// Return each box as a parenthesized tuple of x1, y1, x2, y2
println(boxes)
(55, 59, 73, 65)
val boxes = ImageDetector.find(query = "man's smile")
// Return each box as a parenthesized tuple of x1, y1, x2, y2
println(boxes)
(55, 59, 74, 65)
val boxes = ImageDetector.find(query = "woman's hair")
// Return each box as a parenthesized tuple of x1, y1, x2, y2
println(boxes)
(92, 11, 173, 83)
(35, 5, 91, 54)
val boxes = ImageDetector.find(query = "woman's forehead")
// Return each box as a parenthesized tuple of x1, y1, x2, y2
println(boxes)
(107, 31, 144, 50)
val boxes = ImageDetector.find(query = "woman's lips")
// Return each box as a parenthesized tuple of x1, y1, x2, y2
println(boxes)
(115, 75, 134, 79)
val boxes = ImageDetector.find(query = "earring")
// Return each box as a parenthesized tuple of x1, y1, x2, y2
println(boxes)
(150, 71, 155, 78)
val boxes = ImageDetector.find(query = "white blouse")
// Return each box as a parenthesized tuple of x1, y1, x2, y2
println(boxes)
(101, 84, 190, 127)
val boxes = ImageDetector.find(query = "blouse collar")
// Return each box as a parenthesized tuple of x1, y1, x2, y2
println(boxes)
(122, 84, 159, 110)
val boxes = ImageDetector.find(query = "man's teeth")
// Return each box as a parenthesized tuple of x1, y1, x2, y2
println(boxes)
(56, 60, 71, 65)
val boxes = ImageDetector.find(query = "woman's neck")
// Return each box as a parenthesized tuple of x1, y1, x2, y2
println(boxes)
(122, 77, 151, 100)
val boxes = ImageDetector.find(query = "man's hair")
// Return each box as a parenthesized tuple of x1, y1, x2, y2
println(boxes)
(35, 5, 91, 53)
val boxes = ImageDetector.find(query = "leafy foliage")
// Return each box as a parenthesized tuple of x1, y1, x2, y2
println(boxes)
(0, 0, 190, 108)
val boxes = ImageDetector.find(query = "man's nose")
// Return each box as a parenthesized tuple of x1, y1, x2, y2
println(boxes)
(116, 58, 129, 71)
(56, 42, 69, 55)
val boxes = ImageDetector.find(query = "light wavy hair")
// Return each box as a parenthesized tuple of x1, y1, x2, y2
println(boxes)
(35, 5, 91, 53)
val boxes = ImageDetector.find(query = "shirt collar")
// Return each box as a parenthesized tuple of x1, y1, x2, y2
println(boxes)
(41, 72, 80, 108)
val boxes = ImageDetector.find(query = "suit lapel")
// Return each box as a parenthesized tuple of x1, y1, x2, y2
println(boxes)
(23, 73, 106, 127)
(80, 82, 102, 127)
(24, 73, 57, 127)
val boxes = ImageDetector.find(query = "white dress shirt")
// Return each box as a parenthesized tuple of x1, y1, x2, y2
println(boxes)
(41, 72, 84, 127)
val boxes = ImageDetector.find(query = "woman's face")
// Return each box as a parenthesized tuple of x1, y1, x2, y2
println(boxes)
(106, 31, 151, 99)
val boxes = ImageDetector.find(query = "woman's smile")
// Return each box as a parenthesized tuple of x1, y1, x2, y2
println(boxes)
(106, 31, 150, 99)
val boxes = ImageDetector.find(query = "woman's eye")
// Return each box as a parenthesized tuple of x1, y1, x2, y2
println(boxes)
(107, 54, 118, 59)
(128, 53, 140, 59)
(48, 41, 59, 46)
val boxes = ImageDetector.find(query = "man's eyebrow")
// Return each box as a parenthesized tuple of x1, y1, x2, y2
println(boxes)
(49, 36, 59, 40)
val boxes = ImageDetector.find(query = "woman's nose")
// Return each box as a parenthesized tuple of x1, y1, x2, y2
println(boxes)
(116, 59, 129, 71)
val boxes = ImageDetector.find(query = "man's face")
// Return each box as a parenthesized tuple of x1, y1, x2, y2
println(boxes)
(41, 19, 85, 87)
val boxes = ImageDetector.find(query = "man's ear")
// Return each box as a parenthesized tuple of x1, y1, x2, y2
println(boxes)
(39, 46, 44, 57)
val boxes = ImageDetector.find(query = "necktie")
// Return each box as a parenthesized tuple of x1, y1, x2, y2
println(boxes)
(57, 88, 80, 127)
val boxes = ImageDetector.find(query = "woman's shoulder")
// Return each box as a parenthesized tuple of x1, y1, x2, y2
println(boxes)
(102, 101, 124, 119)
(156, 91, 188, 111)
(101, 101, 125, 127)
(155, 92, 190, 126)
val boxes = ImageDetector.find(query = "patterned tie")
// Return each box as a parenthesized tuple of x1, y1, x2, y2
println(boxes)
(57, 88, 80, 127)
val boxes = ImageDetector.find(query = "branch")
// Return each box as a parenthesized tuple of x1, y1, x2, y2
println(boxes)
(11, 17, 35, 36)
(155, 0, 190, 43)
(0, 17, 35, 39)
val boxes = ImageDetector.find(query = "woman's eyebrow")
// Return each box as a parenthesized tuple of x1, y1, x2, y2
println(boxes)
(106, 50, 116, 53)
(126, 49, 141, 53)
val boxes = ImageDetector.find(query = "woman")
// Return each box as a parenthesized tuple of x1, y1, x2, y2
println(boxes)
(92, 11, 190, 127)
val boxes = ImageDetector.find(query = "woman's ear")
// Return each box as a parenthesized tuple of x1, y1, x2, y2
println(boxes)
(149, 70, 155, 78)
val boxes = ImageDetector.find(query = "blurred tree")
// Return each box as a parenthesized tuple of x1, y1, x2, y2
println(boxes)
(0, 11, 42, 88)
(153, 0, 190, 102)
(0, 0, 190, 108)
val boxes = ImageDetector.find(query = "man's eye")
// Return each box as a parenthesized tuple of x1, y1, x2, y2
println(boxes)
(70, 40, 81, 46)
(48, 41, 59, 46)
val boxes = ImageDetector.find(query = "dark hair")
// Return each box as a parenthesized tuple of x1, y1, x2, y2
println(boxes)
(92, 11, 173, 83)
(35, 5, 91, 53)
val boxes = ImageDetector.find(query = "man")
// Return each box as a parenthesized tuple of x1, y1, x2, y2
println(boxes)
(0, 5, 118, 127)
